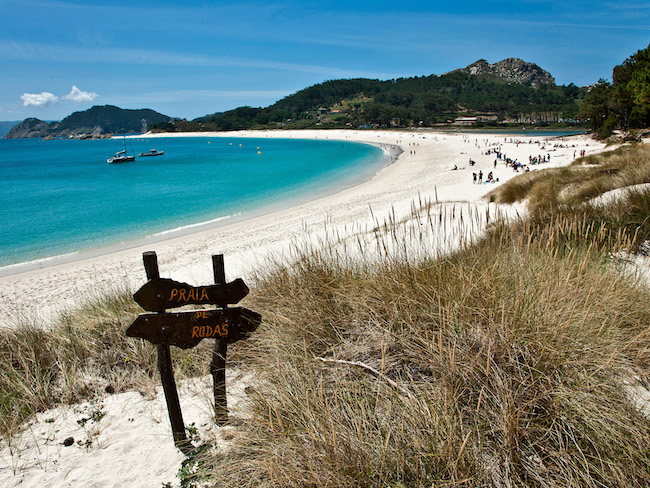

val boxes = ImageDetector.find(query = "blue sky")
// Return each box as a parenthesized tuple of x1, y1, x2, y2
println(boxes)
(1, 0, 648, 121)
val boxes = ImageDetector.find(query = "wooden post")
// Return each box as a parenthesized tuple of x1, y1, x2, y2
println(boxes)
(210, 254, 229, 425)
(142, 251, 189, 450)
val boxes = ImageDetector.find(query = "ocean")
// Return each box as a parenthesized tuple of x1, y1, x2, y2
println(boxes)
(0, 136, 387, 270)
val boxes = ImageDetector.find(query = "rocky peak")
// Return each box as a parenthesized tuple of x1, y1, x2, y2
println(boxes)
(457, 58, 555, 86)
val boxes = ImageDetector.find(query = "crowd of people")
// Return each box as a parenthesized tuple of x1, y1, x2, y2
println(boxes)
(460, 136, 590, 185)
(469, 138, 562, 184)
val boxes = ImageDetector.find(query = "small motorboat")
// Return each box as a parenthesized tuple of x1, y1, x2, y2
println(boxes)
(138, 149, 164, 157)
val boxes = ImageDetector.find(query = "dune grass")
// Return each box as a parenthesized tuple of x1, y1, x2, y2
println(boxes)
(487, 143, 650, 213)
(195, 189, 650, 487)
(2, 143, 650, 487)
(192, 144, 650, 487)
(0, 286, 214, 440)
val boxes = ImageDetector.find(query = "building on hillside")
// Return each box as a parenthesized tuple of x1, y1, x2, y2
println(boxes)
(454, 116, 478, 125)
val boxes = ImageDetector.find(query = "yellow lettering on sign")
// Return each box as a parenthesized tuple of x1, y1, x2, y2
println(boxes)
(190, 314, 230, 338)
(170, 287, 212, 303)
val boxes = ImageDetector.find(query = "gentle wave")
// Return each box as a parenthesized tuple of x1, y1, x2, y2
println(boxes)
(150, 212, 245, 237)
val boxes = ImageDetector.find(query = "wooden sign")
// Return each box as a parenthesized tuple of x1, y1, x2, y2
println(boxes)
(126, 307, 261, 349)
(127, 251, 261, 448)
(133, 277, 249, 312)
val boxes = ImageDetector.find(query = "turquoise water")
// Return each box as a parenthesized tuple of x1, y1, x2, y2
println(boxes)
(0, 137, 386, 268)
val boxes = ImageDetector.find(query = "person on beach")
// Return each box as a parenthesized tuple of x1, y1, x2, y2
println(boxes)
(473, 172, 477, 184)
(478, 170, 483, 183)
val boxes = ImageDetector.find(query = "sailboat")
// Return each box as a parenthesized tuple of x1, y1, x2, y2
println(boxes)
(107, 137, 135, 164)
(107, 149, 135, 164)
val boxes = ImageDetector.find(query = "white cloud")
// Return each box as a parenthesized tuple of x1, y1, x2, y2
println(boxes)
(20, 92, 58, 107)
(62, 85, 99, 102)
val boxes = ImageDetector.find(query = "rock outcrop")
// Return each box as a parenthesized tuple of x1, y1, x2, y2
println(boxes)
(455, 58, 556, 86)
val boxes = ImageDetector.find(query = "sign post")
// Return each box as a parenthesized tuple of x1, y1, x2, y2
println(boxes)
(211, 254, 229, 425)
(141, 251, 188, 451)
(127, 251, 261, 450)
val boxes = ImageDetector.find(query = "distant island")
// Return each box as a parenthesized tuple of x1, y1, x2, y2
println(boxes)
(5, 47, 649, 139)
(4, 105, 172, 139)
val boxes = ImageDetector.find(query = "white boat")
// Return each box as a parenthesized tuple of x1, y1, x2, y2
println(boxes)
(138, 149, 164, 157)
(108, 137, 136, 164)
(107, 149, 135, 164)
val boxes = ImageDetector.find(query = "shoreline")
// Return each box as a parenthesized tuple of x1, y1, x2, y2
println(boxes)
(0, 138, 398, 278)
(0, 129, 606, 326)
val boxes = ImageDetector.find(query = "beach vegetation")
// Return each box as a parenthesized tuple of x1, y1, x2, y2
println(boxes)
(198, 178, 650, 486)
(488, 143, 650, 217)
(2, 146, 650, 486)
(0, 286, 214, 439)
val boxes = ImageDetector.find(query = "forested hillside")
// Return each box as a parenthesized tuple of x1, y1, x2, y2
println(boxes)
(154, 59, 586, 132)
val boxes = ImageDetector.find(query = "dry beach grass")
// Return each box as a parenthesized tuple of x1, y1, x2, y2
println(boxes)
(0, 287, 217, 440)
(204, 180, 650, 487)
(487, 143, 650, 213)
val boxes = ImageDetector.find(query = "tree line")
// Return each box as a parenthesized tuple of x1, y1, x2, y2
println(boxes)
(150, 45, 650, 135)
(151, 70, 587, 132)
(579, 43, 650, 137)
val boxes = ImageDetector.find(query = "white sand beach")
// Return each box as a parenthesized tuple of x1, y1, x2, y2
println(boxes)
(0, 129, 605, 327)
(0, 129, 610, 487)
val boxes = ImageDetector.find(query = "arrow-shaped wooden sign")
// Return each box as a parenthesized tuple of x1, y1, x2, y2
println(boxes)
(126, 307, 261, 349)
(133, 277, 249, 312)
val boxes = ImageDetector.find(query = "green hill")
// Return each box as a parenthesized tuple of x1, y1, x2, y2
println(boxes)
(174, 58, 586, 132)
(57, 105, 171, 135)
(4, 105, 172, 139)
